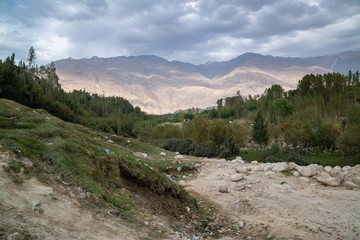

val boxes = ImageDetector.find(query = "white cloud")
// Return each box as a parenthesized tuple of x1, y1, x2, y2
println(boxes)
(0, 0, 359, 65)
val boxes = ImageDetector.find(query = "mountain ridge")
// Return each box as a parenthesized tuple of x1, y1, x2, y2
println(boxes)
(54, 51, 360, 114)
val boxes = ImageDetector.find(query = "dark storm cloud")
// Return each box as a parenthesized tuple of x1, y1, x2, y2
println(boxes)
(0, 0, 359, 65)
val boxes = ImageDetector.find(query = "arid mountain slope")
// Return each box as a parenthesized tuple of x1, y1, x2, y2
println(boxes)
(54, 52, 359, 114)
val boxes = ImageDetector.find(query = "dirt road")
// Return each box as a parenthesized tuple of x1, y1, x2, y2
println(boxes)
(185, 158, 360, 240)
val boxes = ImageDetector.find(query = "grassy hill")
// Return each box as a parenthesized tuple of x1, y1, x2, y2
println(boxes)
(0, 98, 202, 236)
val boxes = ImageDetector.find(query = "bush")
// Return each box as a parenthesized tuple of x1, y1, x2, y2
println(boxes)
(163, 138, 192, 154)
(189, 142, 216, 158)
(260, 150, 282, 163)
(287, 152, 308, 166)
(270, 142, 281, 154)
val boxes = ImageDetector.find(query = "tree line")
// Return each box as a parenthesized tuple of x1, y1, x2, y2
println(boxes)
(0, 48, 148, 136)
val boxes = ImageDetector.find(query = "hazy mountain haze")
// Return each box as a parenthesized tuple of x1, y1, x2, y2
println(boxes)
(54, 51, 359, 114)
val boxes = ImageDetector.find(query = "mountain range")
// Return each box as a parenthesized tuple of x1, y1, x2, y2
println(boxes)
(54, 51, 360, 114)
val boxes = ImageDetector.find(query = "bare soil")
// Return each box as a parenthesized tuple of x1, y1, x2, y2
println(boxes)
(184, 158, 360, 240)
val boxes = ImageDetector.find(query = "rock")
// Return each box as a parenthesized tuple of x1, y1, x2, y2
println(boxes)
(178, 180, 186, 187)
(324, 166, 333, 173)
(7, 232, 24, 240)
(199, 172, 206, 177)
(186, 206, 191, 212)
(218, 185, 229, 193)
(175, 152, 180, 155)
(177, 167, 182, 172)
(195, 163, 201, 167)
(175, 155, 184, 159)
(19, 157, 33, 167)
(172, 159, 180, 164)
(272, 162, 288, 172)
(234, 182, 246, 190)
(253, 165, 264, 172)
(343, 181, 359, 187)
(334, 166, 342, 171)
(317, 176, 340, 186)
(263, 164, 273, 171)
(328, 169, 344, 182)
(293, 171, 300, 177)
(238, 221, 245, 228)
(343, 165, 360, 185)
(245, 166, 253, 171)
(33, 186, 53, 196)
(251, 161, 259, 165)
(232, 156, 245, 164)
(32, 200, 41, 211)
(319, 172, 331, 178)
(264, 172, 276, 178)
(314, 164, 324, 173)
(342, 166, 352, 171)
(299, 177, 310, 183)
(288, 162, 298, 170)
(231, 173, 245, 182)
(160, 152, 167, 156)
(134, 152, 148, 158)
(235, 167, 247, 173)
(298, 165, 317, 177)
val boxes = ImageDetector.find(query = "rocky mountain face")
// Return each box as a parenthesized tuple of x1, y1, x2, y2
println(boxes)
(54, 51, 360, 114)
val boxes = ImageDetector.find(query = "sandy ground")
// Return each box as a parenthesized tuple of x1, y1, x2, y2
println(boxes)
(185, 158, 360, 240)
(0, 152, 145, 240)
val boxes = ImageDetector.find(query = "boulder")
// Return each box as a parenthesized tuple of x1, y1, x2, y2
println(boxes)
(293, 171, 300, 177)
(343, 165, 360, 185)
(245, 166, 253, 171)
(263, 164, 273, 171)
(178, 180, 187, 187)
(235, 167, 247, 173)
(175, 155, 184, 159)
(264, 172, 276, 178)
(334, 166, 342, 171)
(298, 165, 317, 177)
(299, 177, 310, 183)
(288, 162, 298, 171)
(251, 161, 259, 165)
(234, 182, 246, 190)
(231, 173, 245, 182)
(342, 166, 352, 171)
(218, 185, 229, 193)
(328, 169, 344, 183)
(253, 165, 264, 172)
(343, 181, 359, 188)
(272, 162, 288, 172)
(324, 166, 333, 173)
(317, 176, 340, 186)
(160, 152, 167, 156)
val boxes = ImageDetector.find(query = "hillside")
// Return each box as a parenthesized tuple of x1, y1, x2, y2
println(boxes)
(54, 51, 360, 114)
(0, 98, 203, 239)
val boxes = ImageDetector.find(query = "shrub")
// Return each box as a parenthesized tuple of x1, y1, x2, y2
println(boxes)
(260, 150, 282, 163)
(270, 142, 281, 154)
(188, 142, 216, 158)
(287, 152, 308, 166)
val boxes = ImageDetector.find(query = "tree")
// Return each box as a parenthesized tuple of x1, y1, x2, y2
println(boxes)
(252, 112, 269, 149)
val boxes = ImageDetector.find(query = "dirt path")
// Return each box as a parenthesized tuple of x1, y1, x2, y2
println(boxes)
(184, 158, 360, 240)
(0, 152, 144, 240)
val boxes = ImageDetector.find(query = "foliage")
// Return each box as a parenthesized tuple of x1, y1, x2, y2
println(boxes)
(252, 112, 269, 148)
(0, 49, 148, 137)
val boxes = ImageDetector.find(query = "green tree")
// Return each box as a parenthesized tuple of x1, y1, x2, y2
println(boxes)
(252, 112, 269, 149)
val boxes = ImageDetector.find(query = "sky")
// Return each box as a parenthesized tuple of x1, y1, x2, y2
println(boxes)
(1, 0, 360, 65)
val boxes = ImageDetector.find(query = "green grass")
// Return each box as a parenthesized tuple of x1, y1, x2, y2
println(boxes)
(240, 148, 359, 167)
(0, 98, 197, 222)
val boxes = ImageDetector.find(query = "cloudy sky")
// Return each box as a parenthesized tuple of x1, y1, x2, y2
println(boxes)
(1, 0, 360, 65)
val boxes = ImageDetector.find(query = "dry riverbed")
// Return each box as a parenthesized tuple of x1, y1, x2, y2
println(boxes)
(183, 157, 360, 240)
